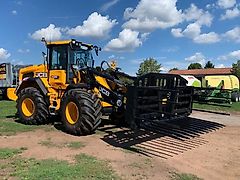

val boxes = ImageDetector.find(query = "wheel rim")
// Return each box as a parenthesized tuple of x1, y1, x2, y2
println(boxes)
(65, 102, 79, 125)
(21, 98, 35, 117)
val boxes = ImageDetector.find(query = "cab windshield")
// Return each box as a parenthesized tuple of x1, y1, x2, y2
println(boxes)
(69, 48, 93, 69)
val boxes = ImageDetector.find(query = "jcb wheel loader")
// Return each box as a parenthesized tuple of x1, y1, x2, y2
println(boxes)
(11, 39, 193, 135)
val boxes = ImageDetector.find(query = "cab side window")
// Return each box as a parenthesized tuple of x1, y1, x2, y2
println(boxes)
(50, 46, 67, 70)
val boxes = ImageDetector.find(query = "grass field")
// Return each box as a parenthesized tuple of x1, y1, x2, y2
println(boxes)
(193, 102, 240, 113)
(0, 100, 54, 136)
(0, 100, 16, 119)
(0, 148, 118, 180)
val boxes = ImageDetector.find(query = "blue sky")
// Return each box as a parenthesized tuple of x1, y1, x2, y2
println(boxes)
(0, 0, 240, 75)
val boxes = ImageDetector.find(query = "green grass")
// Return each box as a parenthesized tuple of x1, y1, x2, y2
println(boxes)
(0, 100, 38, 136)
(38, 138, 58, 148)
(0, 100, 17, 119)
(39, 138, 85, 149)
(0, 148, 118, 180)
(0, 148, 22, 159)
(67, 141, 85, 149)
(170, 172, 202, 180)
(0, 100, 56, 136)
(0, 119, 38, 136)
(193, 102, 240, 113)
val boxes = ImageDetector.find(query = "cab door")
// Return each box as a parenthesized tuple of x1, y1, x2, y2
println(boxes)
(48, 45, 68, 89)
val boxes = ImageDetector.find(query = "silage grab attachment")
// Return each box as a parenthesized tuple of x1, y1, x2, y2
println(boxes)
(125, 73, 193, 129)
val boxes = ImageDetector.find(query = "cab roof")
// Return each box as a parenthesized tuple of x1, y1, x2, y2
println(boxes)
(46, 39, 93, 48)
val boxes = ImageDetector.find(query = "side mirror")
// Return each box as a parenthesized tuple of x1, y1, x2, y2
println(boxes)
(42, 52, 47, 66)
(93, 46, 101, 56)
(42, 52, 46, 58)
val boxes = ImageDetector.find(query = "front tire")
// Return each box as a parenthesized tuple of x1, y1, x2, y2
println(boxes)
(17, 87, 49, 125)
(61, 89, 102, 135)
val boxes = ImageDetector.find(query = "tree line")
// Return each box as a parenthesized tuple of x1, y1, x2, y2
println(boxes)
(136, 58, 240, 80)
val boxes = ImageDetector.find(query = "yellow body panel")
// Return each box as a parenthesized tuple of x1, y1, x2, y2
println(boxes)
(95, 76, 111, 90)
(101, 101, 112, 107)
(19, 64, 47, 81)
(46, 40, 93, 47)
(49, 70, 67, 87)
(47, 40, 72, 45)
(93, 87, 112, 108)
(7, 87, 17, 101)
(205, 75, 240, 89)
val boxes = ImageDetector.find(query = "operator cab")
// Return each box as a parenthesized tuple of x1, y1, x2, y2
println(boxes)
(45, 39, 100, 82)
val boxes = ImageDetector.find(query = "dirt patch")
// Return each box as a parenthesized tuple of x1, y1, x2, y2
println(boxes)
(0, 129, 171, 179)
(1, 112, 240, 179)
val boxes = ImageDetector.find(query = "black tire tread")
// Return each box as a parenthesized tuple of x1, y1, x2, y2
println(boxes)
(17, 87, 49, 125)
(61, 88, 102, 135)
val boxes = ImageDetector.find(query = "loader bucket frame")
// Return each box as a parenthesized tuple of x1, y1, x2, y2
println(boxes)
(125, 73, 193, 129)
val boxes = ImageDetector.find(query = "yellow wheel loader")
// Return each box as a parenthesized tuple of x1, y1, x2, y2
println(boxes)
(12, 39, 193, 135)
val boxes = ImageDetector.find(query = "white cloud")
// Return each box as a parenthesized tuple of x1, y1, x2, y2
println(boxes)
(0, 48, 26, 64)
(171, 4, 218, 44)
(223, 27, 240, 43)
(12, 10, 17, 15)
(196, 12, 213, 27)
(171, 22, 220, 44)
(67, 12, 117, 39)
(206, 4, 216, 9)
(160, 66, 169, 73)
(171, 28, 183, 37)
(183, 4, 213, 26)
(185, 52, 206, 66)
(11, 59, 24, 65)
(30, 24, 62, 41)
(122, 0, 183, 32)
(0, 48, 11, 62)
(216, 64, 225, 68)
(193, 32, 221, 44)
(101, 0, 119, 12)
(140, 32, 150, 41)
(184, 4, 203, 22)
(221, 6, 240, 20)
(104, 29, 142, 52)
(229, 50, 240, 59)
(217, 0, 236, 9)
(182, 23, 201, 38)
(218, 50, 240, 60)
(17, 49, 30, 53)
(108, 55, 115, 59)
(108, 55, 125, 60)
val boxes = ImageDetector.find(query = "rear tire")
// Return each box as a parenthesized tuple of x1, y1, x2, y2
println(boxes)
(61, 89, 102, 135)
(17, 87, 49, 125)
